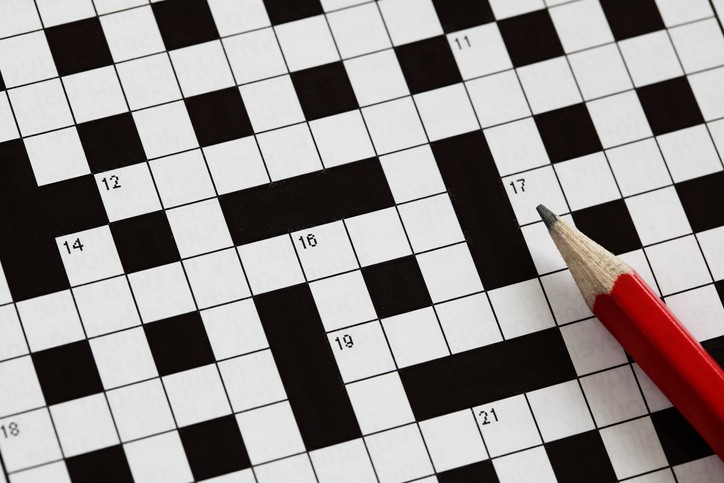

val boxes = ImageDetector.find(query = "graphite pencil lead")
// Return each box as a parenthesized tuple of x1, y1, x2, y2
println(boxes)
(536, 204, 558, 230)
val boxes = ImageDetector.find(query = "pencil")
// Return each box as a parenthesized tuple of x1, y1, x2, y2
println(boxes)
(536, 204, 724, 459)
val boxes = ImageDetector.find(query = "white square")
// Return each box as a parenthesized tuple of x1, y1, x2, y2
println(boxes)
(257, 123, 322, 180)
(517, 57, 582, 114)
(620, 250, 660, 295)
(256, 454, 317, 483)
(236, 401, 305, 464)
(699, 226, 724, 280)
(541, 269, 591, 325)
(106, 379, 175, 442)
(36, 0, 94, 27)
(489, 0, 544, 19)
(493, 446, 557, 483)
(522, 215, 571, 274)
(550, 0, 613, 52)
(658, 125, 721, 182)
(690, 67, 724, 121)
(420, 410, 486, 472)
(150, 149, 216, 208)
(237, 235, 305, 294)
(10, 79, 73, 136)
(9, 462, 71, 483)
(24, 127, 89, 186)
(588, 91, 653, 148)
(607, 139, 672, 196)
(626, 187, 691, 245)
(504, 166, 569, 225)
(220, 350, 286, 412)
(569, 44, 633, 100)
(0, 305, 28, 360)
(292, 221, 358, 281)
(346, 208, 411, 266)
(133, 101, 198, 159)
(164, 364, 231, 427)
(0, 92, 19, 143)
(309, 110, 374, 168)
(56, 225, 124, 286)
(488, 279, 555, 339)
(674, 456, 724, 483)
(223, 28, 286, 84)
(310, 271, 377, 331)
(63, 66, 128, 123)
(399, 194, 464, 253)
(347, 372, 414, 434)
(0, 408, 62, 472)
(655, 0, 712, 26)
(184, 249, 250, 309)
(378, 0, 442, 46)
(646, 236, 711, 295)
(382, 307, 449, 368)
(328, 3, 390, 58)
(475, 395, 541, 457)
(0, 357, 44, 418)
(436, 293, 502, 354)
(0, 0, 41, 38)
(310, 439, 378, 483)
(100, 6, 164, 62)
(73, 276, 141, 337)
(17, 290, 84, 352)
(379, 145, 445, 203)
(0, 31, 57, 87)
(51, 394, 119, 457)
(201, 299, 267, 359)
(619, 31, 683, 87)
(665, 285, 724, 341)
(94, 0, 146, 15)
(125, 431, 193, 483)
(240, 75, 304, 132)
(527, 380, 595, 442)
(345, 50, 409, 106)
(170, 40, 235, 97)
(417, 244, 483, 303)
(448, 23, 512, 80)
(208, 0, 270, 36)
(560, 317, 628, 375)
(117, 54, 182, 110)
(167, 199, 233, 258)
(414, 84, 479, 142)
(467, 70, 530, 128)
(366, 424, 434, 483)
(203, 136, 269, 194)
(90, 327, 157, 389)
(555, 152, 620, 210)
(600, 417, 668, 479)
(633, 364, 672, 413)
(581, 366, 647, 427)
(328, 321, 396, 382)
(363, 97, 427, 155)
(275, 15, 339, 72)
(670, 19, 724, 74)
(128, 263, 196, 323)
(485, 118, 550, 176)
(96, 163, 163, 222)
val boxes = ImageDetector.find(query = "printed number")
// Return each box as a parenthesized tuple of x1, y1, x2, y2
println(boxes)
(1, 422, 19, 438)
(454, 35, 471, 50)
(334, 334, 354, 350)
(298, 234, 317, 249)
(63, 238, 84, 254)
(509, 178, 526, 194)
(101, 175, 121, 190)
(479, 408, 498, 425)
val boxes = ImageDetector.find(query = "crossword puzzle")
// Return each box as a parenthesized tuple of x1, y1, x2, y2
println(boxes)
(0, 0, 723, 481)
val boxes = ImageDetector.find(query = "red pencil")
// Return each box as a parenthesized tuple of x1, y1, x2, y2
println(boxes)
(537, 205, 724, 459)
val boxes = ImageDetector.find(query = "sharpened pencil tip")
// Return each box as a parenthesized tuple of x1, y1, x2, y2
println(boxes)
(536, 204, 558, 230)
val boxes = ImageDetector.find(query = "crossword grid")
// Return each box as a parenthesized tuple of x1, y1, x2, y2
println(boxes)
(0, 0, 723, 482)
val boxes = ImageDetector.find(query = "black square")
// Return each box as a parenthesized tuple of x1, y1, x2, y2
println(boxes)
(45, 18, 113, 76)
(675, 171, 724, 233)
(66, 445, 133, 483)
(637, 77, 704, 136)
(152, 0, 219, 51)
(651, 408, 713, 465)
(702, 331, 724, 368)
(498, 10, 564, 67)
(180, 415, 251, 480)
(432, 0, 495, 33)
(144, 312, 215, 376)
(262, 0, 323, 25)
(31, 340, 103, 406)
(77, 113, 146, 173)
(546, 431, 617, 483)
(437, 460, 499, 483)
(110, 211, 180, 273)
(185, 87, 254, 146)
(362, 255, 432, 318)
(572, 200, 642, 255)
(600, 0, 665, 41)
(291, 62, 359, 121)
(395, 36, 462, 94)
(535, 104, 602, 163)
(0, 70, 5, 90)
